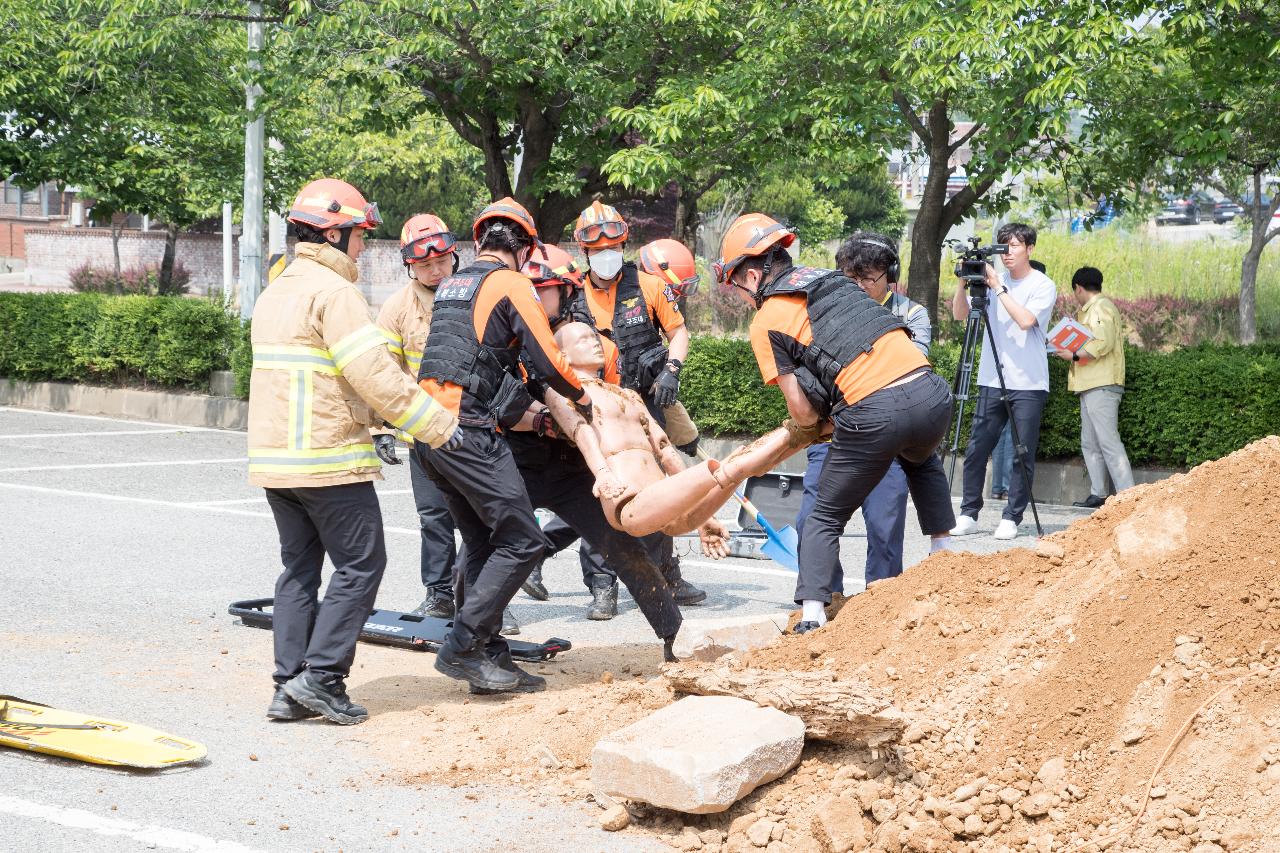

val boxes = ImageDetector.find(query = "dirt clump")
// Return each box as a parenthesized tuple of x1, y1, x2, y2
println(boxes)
(724, 436, 1280, 852)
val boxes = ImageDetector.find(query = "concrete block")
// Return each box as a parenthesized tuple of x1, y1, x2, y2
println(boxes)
(671, 613, 788, 662)
(209, 370, 236, 398)
(591, 695, 804, 814)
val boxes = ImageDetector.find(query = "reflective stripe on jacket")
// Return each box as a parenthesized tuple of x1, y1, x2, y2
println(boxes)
(373, 280, 434, 442)
(247, 242, 458, 488)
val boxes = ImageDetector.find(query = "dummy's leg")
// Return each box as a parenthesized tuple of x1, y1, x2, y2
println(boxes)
(618, 426, 802, 536)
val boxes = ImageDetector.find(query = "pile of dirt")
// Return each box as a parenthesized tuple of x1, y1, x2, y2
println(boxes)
(365, 437, 1280, 853)
(717, 435, 1280, 852)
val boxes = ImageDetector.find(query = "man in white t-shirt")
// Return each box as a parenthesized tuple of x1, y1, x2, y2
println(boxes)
(947, 223, 1057, 540)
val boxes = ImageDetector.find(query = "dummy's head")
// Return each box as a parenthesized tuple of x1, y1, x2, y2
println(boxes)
(554, 322, 606, 371)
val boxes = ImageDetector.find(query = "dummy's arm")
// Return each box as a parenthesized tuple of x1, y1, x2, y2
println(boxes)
(632, 389, 686, 477)
(545, 388, 626, 500)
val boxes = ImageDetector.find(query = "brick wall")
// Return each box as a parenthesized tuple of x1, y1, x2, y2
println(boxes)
(21, 227, 483, 314)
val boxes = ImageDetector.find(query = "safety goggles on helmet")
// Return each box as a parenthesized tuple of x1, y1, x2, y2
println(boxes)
(712, 222, 794, 284)
(297, 197, 382, 230)
(527, 257, 581, 287)
(574, 219, 628, 245)
(401, 230, 457, 263)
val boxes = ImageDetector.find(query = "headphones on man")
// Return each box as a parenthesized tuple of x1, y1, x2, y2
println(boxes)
(850, 236, 900, 284)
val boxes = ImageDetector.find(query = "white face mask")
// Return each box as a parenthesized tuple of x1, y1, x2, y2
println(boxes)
(588, 249, 623, 281)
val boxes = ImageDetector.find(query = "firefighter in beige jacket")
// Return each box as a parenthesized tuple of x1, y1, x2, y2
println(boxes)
(370, 213, 465, 623)
(250, 179, 460, 727)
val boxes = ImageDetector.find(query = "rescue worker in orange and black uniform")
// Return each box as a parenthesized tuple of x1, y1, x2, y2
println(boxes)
(415, 199, 590, 694)
(506, 246, 684, 660)
(249, 179, 461, 725)
(715, 213, 955, 636)
(561, 203, 704, 616)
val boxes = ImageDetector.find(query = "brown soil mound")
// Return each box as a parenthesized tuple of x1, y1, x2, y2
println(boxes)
(365, 438, 1280, 853)
(728, 435, 1280, 852)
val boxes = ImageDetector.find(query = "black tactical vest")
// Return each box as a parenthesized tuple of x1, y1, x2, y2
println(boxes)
(610, 263, 670, 391)
(418, 261, 521, 414)
(761, 266, 908, 393)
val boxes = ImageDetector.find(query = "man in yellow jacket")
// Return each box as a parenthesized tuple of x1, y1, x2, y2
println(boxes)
(372, 213, 466, 623)
(249, 178, 461, 725)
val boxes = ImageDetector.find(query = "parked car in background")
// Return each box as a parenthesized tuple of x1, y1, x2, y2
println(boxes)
(1213, 200, 1244, 223)
(1157, 198, 1198, 225)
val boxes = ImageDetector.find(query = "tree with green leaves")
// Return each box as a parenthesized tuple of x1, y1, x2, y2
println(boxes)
(284, 0, 749, 241)
(0, 0, 247, 293)
(1074, 1, 1280, 343)
(813, 0, 1134, 323)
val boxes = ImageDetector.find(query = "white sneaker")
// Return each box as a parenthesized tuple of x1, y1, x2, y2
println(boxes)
(993, 519, 1019, 540)
(950, 516, 979, 536)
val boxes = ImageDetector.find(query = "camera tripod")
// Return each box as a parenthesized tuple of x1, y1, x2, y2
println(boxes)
(940, 284, 1044, 538)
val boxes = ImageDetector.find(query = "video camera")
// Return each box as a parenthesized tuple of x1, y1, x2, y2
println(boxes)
(948, 237, 1009, 289)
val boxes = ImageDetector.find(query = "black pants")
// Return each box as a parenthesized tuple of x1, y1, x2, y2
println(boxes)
(265, 482, 386, 684)
(797, 371, 955, 604)
(541, 516, 684, 591)
(417, 427, 547, 654)
(516, 440, 682, 640)
(409, 448, 456, 594)
(960, 386, 1048, 524)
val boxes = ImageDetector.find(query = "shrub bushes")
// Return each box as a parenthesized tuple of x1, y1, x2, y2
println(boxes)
(0, 292, 234, 389)
(69, 263, 192, 296)
(686, 334, 1280, 468)
(2, 292, 1276, 469)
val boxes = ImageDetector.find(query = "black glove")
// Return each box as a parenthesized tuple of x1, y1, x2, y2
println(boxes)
(438, 427, 464, 452)
(572, 396, 593, 423)
(373, 434, 402, 465)
(676, 437, 699, 456)
(651, 359, 682, 408)
(532, 407, 558, 439)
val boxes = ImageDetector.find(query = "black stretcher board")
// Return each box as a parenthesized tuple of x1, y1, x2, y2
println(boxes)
(228, 598, 571, 662)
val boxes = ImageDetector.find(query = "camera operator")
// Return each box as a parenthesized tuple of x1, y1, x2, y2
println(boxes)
(948, 223, 1056, 540)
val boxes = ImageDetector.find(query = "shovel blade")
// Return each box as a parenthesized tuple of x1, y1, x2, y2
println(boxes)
(760, 525, 800, 571)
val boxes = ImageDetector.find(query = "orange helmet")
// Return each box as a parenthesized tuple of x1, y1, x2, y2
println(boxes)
(712, 213, 796, 285)
(639, 238, 700, 299)
(287, 178, 382, 231)
(574, 200, 628, 249)
(523, 244, 584, 289)
(400, 213, 457, 265)
(472, 196, 539, 243)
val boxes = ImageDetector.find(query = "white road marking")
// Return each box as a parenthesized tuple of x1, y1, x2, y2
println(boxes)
(0, 458, 247, 473)
(0, 794, 268, 853)
(0, 429, 186, 439)
(0, 406, 233, 433)
(0, 480, 425, 538)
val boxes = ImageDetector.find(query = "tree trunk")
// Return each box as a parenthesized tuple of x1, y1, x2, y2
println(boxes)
(906, 136, 955, 328)
(672, 182, 699, 248)
(663, 664, 906, 746)
(110, 213, 123, 288)
(159, 222, 179, 296)
(1239, 243, 1260, 345)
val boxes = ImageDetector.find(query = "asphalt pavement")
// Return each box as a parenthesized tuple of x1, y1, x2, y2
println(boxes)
(0, 406, 1091, 852)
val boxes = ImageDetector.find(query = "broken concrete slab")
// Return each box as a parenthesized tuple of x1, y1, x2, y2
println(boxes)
(671, 613, 788, 662)
(591, 695, 804, 814)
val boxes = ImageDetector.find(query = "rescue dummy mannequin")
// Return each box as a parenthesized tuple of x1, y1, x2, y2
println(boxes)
(544, 323, 819, 553)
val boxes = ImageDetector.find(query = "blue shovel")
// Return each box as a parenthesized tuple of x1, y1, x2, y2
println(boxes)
(697, 447, 800, 571)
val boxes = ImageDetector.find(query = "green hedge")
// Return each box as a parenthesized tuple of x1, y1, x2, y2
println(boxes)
(3, 293, 1275, 469)
(0, 292, 234, 389)
(685, 334, 1280, 468)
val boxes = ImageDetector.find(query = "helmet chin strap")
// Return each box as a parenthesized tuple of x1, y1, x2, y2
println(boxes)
(329, 227, 353, 255)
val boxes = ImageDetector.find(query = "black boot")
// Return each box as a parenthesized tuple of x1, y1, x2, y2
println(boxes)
(266, 685, 319, 721)
(412, 590, 455, 619)
(499, 607, 520, 636)
(282, 671, 368, 725)
(1072, 494, 1106, 509)
(470, 643, 547, 695)
(434, 637, 520, 692)
(521, 566, 549, 601)
(662, 635, 680, 663)
(669, 578, 707, 606)
(586, 583, 618, 621)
